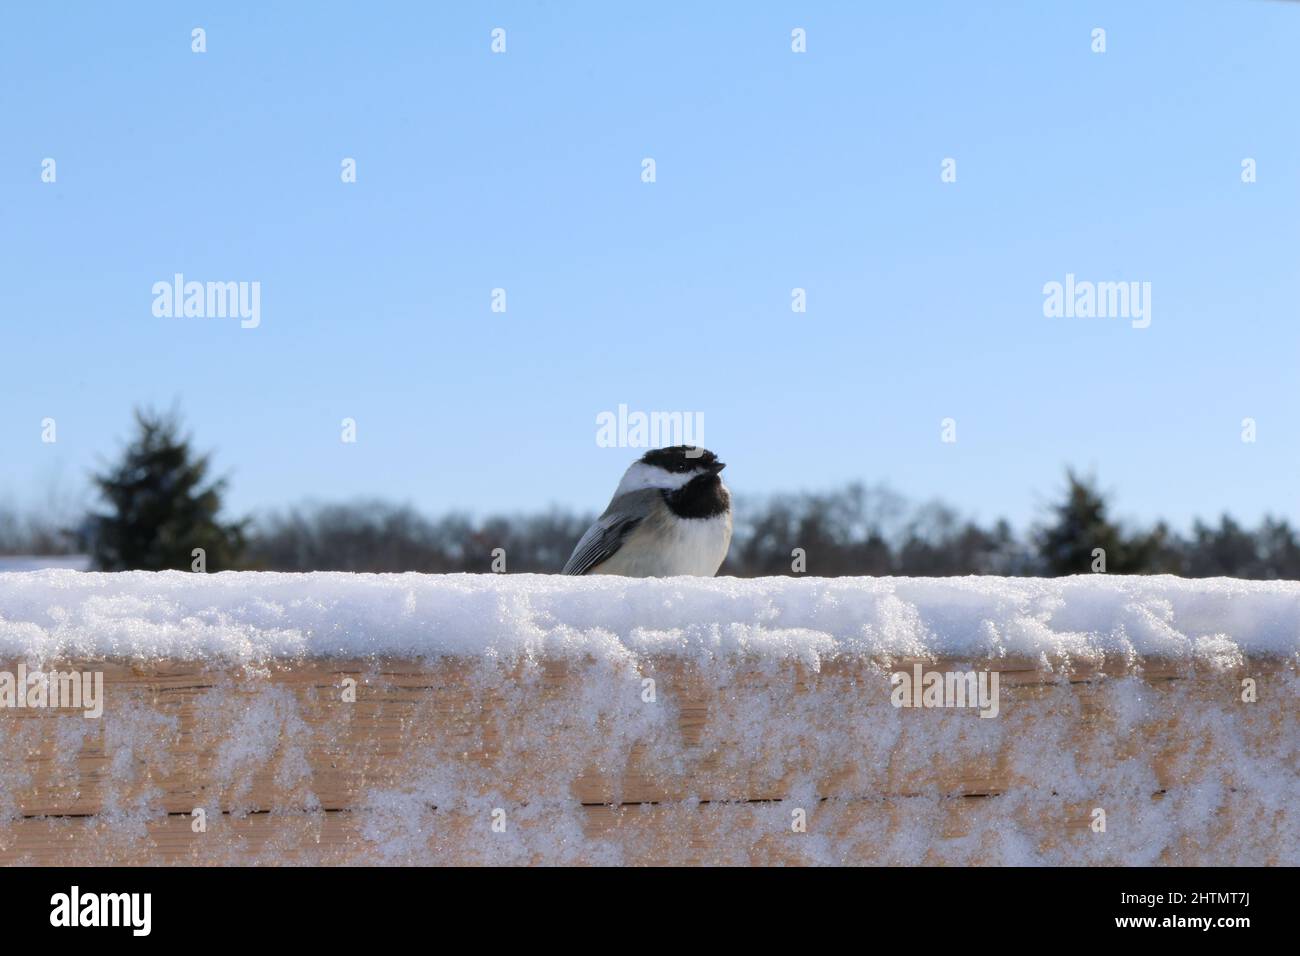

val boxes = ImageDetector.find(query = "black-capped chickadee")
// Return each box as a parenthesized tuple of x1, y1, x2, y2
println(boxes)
(562, 446, 732, 576)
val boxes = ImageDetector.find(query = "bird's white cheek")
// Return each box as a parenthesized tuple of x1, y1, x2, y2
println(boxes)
(616, 463, 694, 495)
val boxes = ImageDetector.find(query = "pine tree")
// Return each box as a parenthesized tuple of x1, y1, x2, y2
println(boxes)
(1035, 469, 1136, 575)
(90, 409, 246, 571)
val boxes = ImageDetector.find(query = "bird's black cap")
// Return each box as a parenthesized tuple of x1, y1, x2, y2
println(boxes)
(639, 445, 725, 475)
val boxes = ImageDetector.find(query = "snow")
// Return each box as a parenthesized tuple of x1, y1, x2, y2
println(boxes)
(0, 570, 1297, 664)
(0, 571, 1295, 865)
(0, 555, 91, 572)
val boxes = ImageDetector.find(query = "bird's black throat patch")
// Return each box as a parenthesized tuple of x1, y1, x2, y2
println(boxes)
(662, 474, 730, 519)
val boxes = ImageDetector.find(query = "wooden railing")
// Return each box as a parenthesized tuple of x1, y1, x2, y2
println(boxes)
(2, 645, 1292, 865)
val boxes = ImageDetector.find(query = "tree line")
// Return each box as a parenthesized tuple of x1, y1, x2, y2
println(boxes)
(4, 409, 1298, 579)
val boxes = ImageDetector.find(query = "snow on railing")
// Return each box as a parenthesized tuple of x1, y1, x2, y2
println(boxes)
(1, 571, 1296, 865)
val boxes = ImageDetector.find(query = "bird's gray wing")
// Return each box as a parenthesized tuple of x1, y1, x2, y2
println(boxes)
(561, 510, 644, 575)
(563, 489, 663, 575)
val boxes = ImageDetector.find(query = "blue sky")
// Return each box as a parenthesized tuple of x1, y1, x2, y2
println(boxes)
(2, 1, 1298, 532)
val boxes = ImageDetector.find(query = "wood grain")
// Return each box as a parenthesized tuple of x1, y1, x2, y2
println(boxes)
(1, 652, 1293, 865)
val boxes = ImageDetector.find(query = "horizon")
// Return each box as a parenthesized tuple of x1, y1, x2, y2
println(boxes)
(2, 407, 1287, 542)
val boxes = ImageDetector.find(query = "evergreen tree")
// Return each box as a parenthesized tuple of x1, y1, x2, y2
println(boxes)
(1254, 517, 1300, 579)
(90, 409, 246, 571)
(1035, 470, 1141, 575)
(1186, 516, 1262, 577)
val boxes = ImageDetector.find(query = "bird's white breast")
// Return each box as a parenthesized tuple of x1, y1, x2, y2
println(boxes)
(590, 507, 732, 577)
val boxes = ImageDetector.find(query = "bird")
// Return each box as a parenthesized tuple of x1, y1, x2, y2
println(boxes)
(562, 446, 732, 576)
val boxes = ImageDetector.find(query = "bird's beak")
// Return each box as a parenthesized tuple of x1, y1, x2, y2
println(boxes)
(708, 461, 726, 475)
